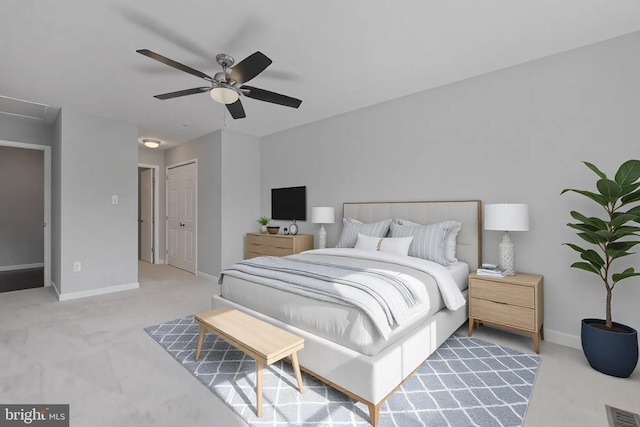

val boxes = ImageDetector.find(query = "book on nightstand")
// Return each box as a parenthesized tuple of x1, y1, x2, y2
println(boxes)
(476, 263, 508, 277)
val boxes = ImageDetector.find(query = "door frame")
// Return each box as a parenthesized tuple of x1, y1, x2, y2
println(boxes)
(138, 163, 160, 264)
(0, 139, 51, 287)
(166, 159, 197, 273)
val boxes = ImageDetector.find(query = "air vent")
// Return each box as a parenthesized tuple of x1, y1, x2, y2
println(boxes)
(0, 95, 49, 120)
(607, 404, 640, 427)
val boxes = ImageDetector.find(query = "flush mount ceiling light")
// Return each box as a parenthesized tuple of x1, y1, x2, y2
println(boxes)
(210, 82, 239, 105)
(141, 138, 161, 149)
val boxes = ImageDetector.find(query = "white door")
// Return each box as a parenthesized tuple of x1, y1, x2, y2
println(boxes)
(140, 168, 154, 263)
(167, 162, 196, 273)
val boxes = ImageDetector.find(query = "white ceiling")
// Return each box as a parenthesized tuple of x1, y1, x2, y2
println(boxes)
(2, 1, 640, 149)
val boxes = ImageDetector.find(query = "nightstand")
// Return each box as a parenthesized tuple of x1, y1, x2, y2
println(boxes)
(468, 272, 544, 353)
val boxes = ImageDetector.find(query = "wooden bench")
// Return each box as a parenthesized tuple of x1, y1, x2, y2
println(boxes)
(194, 307, 304, 417)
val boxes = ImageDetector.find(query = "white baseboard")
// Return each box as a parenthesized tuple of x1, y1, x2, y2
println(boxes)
(544, 328, 581, 350)
(0, 262, 44, 272)
(51, 280, 61, 297)
(57, 282, 139, 301)
(197, 271, 218, 282)
(155, 258, 165, 265)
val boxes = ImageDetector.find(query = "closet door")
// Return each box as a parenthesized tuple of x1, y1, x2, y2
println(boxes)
(167, 162, 196, 273)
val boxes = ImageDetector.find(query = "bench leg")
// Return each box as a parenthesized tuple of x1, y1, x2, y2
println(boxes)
(290, 351, 304, 394)
(195, 324, 205, 362)
(256, 359, 264, 417)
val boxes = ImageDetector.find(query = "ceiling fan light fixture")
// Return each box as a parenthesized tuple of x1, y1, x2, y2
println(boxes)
(142, 138, 161, 149)
(210, 83, 239, 105)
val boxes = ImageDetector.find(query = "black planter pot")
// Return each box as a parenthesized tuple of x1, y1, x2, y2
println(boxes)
(581, 318, 638, 378)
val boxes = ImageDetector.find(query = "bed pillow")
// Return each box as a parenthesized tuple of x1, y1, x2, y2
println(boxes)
(336, 218, 392, 248)
(393, 218, 462, 263)
(389, 220, 461, 265)
(354, 233, 413, 255)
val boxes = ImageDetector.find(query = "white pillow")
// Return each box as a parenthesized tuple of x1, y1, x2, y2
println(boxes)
(354, 233, 413, 256)
(393, 218, 461, 263)
(336, 218, 392, 248)
(389, 220, 462, 265)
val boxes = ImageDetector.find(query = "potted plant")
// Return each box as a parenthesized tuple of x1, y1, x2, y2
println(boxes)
(561, 160, 640, 377)
(257, 216, 270, 233)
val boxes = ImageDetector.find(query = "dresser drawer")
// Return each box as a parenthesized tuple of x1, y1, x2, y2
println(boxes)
(470, 298, 535, 331)
(247, 234, 272, 246)
(269, 237, 294, 250)
(470, 279, 534, 308)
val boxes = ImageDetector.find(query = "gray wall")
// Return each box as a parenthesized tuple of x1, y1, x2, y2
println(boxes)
(260, 32, 640, 348)
(220, 130, 261, 270)
(165, 129, 260, 277)
(54, 109, 138, 295)
(0, 146, 44, 267)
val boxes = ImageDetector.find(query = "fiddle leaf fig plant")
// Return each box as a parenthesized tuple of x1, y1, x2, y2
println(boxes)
(561, 160, 640, 330)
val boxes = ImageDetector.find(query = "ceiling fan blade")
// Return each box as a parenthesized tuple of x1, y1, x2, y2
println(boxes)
(228, 52, 272, 84)
(153, 87, 210, 100)
(226, 99, 246, 119)
(242, 86, 302, 108)
(137, 49, 213, 82)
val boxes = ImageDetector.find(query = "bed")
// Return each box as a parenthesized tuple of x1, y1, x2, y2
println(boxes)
(212, 200, 482, 426)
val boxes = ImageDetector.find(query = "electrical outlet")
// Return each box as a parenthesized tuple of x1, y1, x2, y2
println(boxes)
(73, 261, 81, 272)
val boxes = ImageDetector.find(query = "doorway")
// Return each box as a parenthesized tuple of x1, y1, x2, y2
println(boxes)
(166, 160, 197, 274)
(138, 163, 160, 264)
(0, 140, 51, 290)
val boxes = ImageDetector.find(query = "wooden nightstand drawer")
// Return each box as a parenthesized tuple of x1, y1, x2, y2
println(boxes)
(470, 279, 534, 308)
(470, 298, 535, 330)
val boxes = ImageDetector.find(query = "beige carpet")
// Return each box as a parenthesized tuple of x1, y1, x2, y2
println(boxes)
(0, 261, 638, 427)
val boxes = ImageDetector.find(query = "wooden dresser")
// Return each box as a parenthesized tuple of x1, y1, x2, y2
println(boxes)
(468, 272, 544, 353)
(245, 233, 314, 259)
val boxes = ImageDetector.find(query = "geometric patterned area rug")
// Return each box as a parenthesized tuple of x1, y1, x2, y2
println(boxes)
(145, 315, 540, 427)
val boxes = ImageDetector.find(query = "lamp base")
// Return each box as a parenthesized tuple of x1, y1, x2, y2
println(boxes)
(318, 225, 327, 249)
(499, 231, 516, 275)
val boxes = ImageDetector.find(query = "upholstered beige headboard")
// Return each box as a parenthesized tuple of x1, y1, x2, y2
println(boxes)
(342, 200, 482, 271)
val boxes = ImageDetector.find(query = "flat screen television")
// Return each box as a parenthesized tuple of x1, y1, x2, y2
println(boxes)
(271, 186, 306, 221)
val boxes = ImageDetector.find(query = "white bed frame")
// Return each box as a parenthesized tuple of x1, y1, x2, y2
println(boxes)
(212, 200, 482, 426)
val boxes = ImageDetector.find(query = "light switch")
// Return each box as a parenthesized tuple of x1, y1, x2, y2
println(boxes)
(112, 195, 118, 205)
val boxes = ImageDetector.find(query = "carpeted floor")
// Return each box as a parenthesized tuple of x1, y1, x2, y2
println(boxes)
(146, 315, 540, 427)
(0, 267, 43, 293)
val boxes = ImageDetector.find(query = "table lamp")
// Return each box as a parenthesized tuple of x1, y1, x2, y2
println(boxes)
(311, 207, 335, 249)
(484, 203, 529, 275)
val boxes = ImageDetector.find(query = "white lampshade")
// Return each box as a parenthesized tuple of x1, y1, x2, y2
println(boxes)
(210, 84, 239, 104)
(484, 203, 529, 231)
(311, 207, 335, 224)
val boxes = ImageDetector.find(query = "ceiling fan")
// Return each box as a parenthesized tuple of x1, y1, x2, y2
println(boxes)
(136, 49, 302, 119)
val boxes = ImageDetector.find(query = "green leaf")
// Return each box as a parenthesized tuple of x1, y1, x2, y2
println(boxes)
(609, 249, 634, 260)
(570, 211, 608, 229)
(571, 261, 602, 275)
(612, 267, 640, 284)
(563, 243, 587, 254)
(561, 188, 608, 206)
(576, 231, 603, 245)
(580, 249, 605, 268)
(584, 161, 608, 179)
(568, 224, 608, 243)
(615, 160, 640, 186)
(621, 188, 640, 205)
(597, 178, 621, 201)
(608, 241, 640, 251)
(611, 213, 639, 228)
(611, 226, 640, 240)
(619, 182, 640, 198)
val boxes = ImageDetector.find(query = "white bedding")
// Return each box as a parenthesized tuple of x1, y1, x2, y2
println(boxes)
(219, 248, 467, 356)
